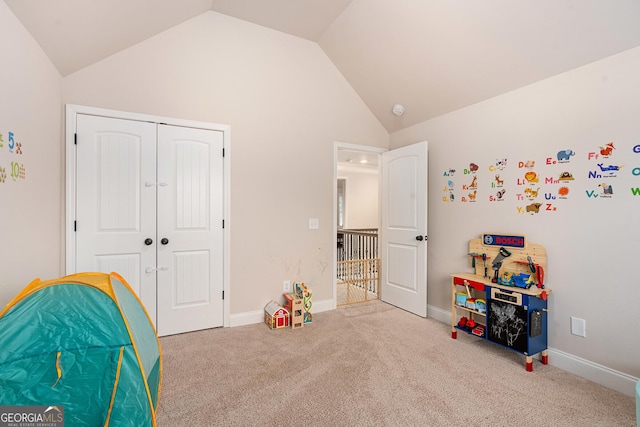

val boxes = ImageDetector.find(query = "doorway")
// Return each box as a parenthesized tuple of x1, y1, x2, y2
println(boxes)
(333, 141, 429, 316)
(333, 143, 384, 306)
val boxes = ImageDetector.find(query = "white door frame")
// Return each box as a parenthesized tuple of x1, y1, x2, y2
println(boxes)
(332, 142, 387, 308)
(65, 104, 231, 327)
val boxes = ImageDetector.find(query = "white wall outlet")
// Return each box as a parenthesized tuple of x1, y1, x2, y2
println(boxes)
(309, 218, 319, 230)
(570, 316, 586, 337)
(283, 280, 291, 293)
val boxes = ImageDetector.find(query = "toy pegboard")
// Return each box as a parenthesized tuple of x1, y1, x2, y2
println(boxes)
(468, 233, 547, 288)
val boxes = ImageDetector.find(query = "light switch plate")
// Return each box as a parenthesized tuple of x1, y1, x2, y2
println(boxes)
(309, 218, 319, 230)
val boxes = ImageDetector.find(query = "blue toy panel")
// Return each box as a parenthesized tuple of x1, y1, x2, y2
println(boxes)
(486, 286, 548, 357)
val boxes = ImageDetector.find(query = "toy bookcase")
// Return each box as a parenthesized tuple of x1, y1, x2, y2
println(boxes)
(451, 233, 551, 371)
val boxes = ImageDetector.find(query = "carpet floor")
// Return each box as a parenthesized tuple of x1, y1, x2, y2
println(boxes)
(156, 300, 636, 426)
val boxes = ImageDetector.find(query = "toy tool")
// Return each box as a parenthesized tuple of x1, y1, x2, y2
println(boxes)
(536, 265, 545, 288)
(491, 247, 512, 283)
(527, 256, 536, 273)
(468, 252, 479, 268)
(482, 253, 487, 278)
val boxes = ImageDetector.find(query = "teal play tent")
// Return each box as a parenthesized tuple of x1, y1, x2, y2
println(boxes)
(0, 272, 162, 426)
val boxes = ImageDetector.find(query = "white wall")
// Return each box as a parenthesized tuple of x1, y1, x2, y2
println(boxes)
(0, 3, 62, 305)
(391, 47, 640, 384)
(62, 12, 389, 316)
(337, 165, 378, 229)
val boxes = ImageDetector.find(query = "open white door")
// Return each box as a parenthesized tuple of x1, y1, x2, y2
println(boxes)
(380, 141, 428, 317)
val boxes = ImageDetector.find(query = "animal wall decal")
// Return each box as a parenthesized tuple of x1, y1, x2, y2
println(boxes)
(599, 183, 613, 195)
(600, 142, 615, 156)
(524, 187, 540, 198)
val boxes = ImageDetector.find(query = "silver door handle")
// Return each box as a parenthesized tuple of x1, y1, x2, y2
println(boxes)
(145, 266, 169, 273)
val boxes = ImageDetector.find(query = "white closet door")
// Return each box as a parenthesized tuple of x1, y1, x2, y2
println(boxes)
(156, 124, 224, 336)
(75, 115, 158, 321)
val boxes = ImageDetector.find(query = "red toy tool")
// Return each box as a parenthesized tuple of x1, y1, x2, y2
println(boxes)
(536, 265, 545, 288)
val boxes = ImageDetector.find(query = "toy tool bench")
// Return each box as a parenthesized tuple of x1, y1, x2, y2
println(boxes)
(451, 233, 551, 371)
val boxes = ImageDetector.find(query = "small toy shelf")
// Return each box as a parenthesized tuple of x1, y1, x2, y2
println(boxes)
(451, 234, 551, 372)
(455, 306, 486, 316)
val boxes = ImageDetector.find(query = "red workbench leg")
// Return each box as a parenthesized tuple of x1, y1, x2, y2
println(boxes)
(541, 350, 549, 365)
(526, 356, 533, 372)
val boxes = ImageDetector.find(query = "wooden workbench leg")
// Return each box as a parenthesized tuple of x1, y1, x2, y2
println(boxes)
(451, 282, 457, 339)
(541, 350, 549, 365)
(526, 356, 533, 372)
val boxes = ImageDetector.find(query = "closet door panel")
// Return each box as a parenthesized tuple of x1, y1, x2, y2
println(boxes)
(156, 124, 224, 336)
(75, 115, 157, 321)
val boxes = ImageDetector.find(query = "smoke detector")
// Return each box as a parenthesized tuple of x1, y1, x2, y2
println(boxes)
(392, 104, 405, 116)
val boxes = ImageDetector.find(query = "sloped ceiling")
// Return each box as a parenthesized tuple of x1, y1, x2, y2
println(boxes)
(5, 0, 640, 133)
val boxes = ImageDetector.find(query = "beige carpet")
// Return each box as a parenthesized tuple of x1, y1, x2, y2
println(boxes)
(156, 300, 636, 426)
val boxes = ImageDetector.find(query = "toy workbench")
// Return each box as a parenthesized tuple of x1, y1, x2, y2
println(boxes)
(451, 233, 551, 371)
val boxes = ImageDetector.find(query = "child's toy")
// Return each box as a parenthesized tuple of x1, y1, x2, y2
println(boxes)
(512, 273, 532, 289)
(455, 292, 468, 307)
(491, 246, 512, 283)
(458, 316, 468, 328)
(498, 271, 514, 286)
(513, 258, 545, 288)
(472, 324, 485, 337)
(283, 293, 304, 329)
(264, 301, 289, 329)
(0, 272, 161, 425)
(453, 233, 551, 371)
(475, 299, 486, 314)
(294, 282, 313, 323)
(465, 298, 476, 311)
(465, 318, 477, 330)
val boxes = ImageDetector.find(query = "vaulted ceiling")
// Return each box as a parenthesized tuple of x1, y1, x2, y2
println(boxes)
(5, 0, 640, 133)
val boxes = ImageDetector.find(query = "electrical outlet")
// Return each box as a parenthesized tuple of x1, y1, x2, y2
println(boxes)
(571, 316, 586, 337)
(283, 280, 291, 293)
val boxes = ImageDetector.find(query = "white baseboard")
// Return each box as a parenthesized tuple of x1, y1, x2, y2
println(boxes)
(230, 298, 334, 328)
(547, 347, 638, 397)
(428, 304, 639, 397)
(427, 304, 451, 324)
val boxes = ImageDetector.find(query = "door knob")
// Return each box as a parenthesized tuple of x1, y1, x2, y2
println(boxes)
(415, 235, 423, 241)
(161, 238, 169, 245)
(144, 238, 153, 245)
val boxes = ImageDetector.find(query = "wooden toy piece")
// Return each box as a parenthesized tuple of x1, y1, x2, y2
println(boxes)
(294, 282, 313, 323)
(264, 301, 289, 330)
(283, 293, 304, 329)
